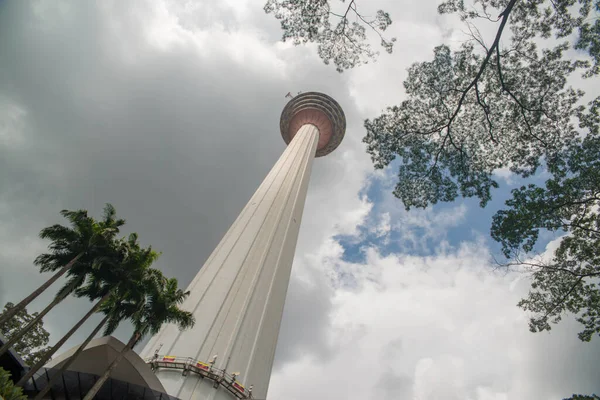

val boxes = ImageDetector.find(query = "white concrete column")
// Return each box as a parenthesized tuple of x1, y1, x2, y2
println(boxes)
(141, 124, 320, 400)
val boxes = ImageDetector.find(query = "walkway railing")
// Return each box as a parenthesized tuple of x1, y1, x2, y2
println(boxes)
(144, 355, 253, 399)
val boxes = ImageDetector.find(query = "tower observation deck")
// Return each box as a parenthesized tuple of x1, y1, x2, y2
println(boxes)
(141, 92, 346, 400)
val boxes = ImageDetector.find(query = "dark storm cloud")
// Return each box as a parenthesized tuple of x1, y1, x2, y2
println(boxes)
(0, 0, 357, 358)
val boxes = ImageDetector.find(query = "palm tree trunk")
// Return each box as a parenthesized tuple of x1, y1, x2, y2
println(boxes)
(82, 331, 140, 400)
(31, 314, 109, 400)
(0, 253, 83, 326)
(0, 276, 81, 358)
(16, 294, 110, 387)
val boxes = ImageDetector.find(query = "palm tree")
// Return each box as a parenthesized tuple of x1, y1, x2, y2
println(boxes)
(0, 204, 124, 327)
(82, 269, 195, 400)
(0, 204, 124, 358)
(27, 234, 162, 398)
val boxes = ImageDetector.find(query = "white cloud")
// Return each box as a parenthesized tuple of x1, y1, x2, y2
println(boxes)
(493, 167, 515, 185)
(371, 211, 391, 240)
(271, 241, 600, 400)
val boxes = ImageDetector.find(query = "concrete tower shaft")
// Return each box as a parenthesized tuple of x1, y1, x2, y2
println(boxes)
(141, 92, 345, 400)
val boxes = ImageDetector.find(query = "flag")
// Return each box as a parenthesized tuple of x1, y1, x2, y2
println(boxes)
(233, 381, 245, 393)
(162, 356, 176, 362)
(196, 362, 210, 371)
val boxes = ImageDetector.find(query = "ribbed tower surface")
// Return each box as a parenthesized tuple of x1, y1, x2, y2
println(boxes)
(142, 92, 345, 400)
(280, 91, 346, 157)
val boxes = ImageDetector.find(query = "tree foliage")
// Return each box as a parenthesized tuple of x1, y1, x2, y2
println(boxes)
(0, 204, 124, 330)
(0, 368, 27, 400)
(264, 0, 396, 71)
(491, 115, 600, 341)
(35, 204, 125, 283)
(28, 224, 182, 400)
(358, 0, 600, 340)
(15, 225, 153, 388)
(0, 204, 127, 364)
(0, 302, 50, 365)
(0, 202, 195, 399)
(363, 0, 599, 208)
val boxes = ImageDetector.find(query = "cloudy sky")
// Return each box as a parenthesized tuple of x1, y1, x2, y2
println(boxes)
(1, 0, 599, 399)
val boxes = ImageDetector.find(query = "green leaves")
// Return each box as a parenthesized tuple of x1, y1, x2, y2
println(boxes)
(575, 1, 600, 77)
(264, 0, 395, 71)
(0, 368, 27, 400)
(0, 303, 50, 365)
(142, 271, 194, 337)
(360, 0, 599, 341)
(491, 108, 600, 341)
(365, 37, 582, 208)
(73, 230, 195, 343)
(1, 200, 193, 389)
(364, 0, 597, 209)
(104, 266, 194, 346)
(35, 203, 125, 278)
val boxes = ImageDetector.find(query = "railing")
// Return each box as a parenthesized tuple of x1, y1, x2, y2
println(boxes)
(144, 355, 253, 399)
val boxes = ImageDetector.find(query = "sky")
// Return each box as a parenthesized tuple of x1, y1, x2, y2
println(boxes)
(0, 0, 599, 399)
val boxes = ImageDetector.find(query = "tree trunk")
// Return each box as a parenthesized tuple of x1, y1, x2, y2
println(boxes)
(16, 294, 110, 387)
(0, 276, 81, 358)
(0, 253, 83, 326)
(81, 332, 140, 400)
(31, 315, 109, 400)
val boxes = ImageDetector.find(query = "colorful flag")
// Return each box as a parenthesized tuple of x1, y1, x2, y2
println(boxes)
(196, 361, 210, 371)
(233, 381, 245, 393)
(162, 356, 176, 362)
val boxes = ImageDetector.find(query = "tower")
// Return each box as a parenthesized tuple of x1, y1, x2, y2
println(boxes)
(141, 92, 346, 400)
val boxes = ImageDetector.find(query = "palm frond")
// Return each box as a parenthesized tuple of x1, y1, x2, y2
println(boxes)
(101, 204, 116, 224)
(38, 224, 78, 242)
(103, 314, 122, 336)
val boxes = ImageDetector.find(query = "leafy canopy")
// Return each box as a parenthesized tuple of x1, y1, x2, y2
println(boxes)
(360, 0, 600, 340)
(264, 0, 396, 71)
(73, 232, 163, 337)
(364, 0, 598, 208)
(0, 303, 51, 365)
(491, 119, 600, 341)
(120, 267, 195, 348)
(35, 204, 126, 300)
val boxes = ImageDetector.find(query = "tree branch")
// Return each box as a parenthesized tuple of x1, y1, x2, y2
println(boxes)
(495, 45, 550, 147)
(332, 0, 355, 34)
(475, 81, 496, 142)
(421, 0, 518, 176)
(498, 257, 600, 278)
(446, 0, 519, 129)
(540, 276, 584, 321)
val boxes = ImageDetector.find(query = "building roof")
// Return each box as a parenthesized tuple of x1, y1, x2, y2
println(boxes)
(0, 332, 28, 382)
(44, 335, 166, 393)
